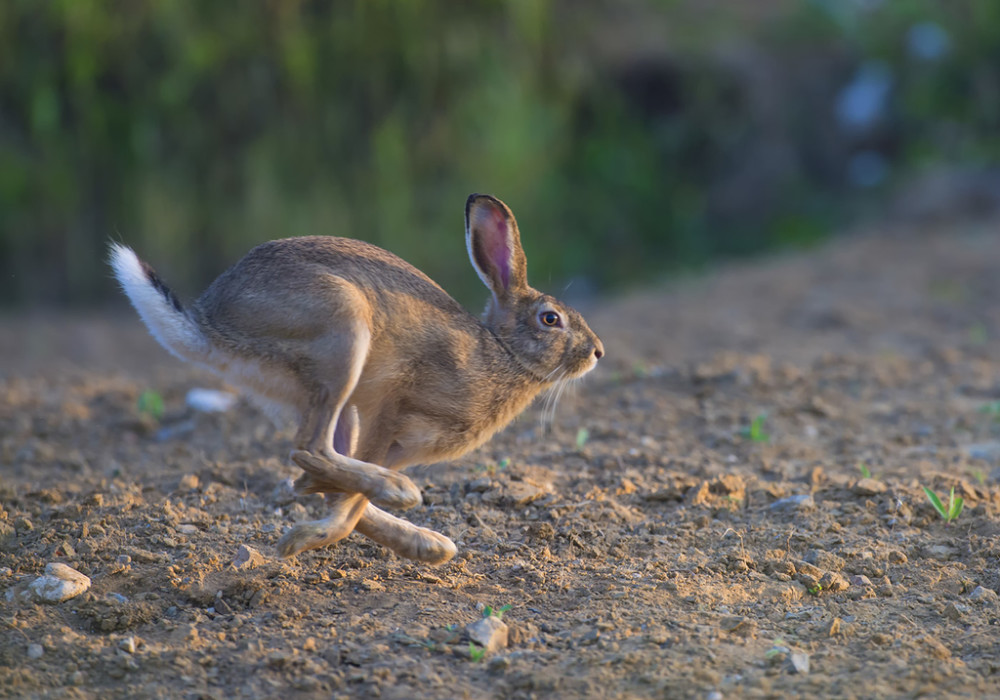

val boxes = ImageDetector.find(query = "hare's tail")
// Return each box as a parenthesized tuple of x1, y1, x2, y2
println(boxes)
(108, 243, 210, 363)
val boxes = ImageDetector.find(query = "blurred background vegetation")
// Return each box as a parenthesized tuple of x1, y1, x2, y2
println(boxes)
(1, 0, 998, 308)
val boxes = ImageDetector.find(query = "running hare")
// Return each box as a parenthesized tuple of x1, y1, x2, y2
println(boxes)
(110, 194, 604, 564)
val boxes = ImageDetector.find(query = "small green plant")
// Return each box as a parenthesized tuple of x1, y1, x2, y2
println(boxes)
(765, 638, 789, 658)
(575, 428, 590, 449)
(137, 390, 165, 420)
(978, 401, 1000, 419)
(740, 413, 770, 443)
(483, 603, 512, 620)
(467, 642, 486, 662)
(923, 485, 964, 523)
(858, 462, 872, 479)
(968, 323, 989, 345)
(807, 583, 823, 596)
(970, 468, 987, 486)
(474, 458, 509, 476)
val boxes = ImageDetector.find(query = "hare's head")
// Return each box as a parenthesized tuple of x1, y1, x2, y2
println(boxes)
(466, 194, 604, 385)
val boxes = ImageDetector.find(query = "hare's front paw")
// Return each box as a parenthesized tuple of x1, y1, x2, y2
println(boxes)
(289, 449, 422, 510)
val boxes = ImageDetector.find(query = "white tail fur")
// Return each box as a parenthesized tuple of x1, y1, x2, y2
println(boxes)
(108, 243, 209, 362)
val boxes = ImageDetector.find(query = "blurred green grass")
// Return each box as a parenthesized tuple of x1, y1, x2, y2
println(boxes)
(0, 0, 996, 308)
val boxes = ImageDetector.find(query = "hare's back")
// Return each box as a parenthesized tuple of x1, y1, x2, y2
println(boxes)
(194, 236, 466, 344)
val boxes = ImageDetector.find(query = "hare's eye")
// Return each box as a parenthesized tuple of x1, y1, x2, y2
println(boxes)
(540, 311, 561, 327)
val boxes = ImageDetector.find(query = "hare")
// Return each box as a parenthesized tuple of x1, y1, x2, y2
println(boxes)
(110, 194, 604, 564)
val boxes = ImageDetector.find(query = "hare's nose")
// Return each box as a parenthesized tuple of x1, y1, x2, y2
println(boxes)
(593, 340, 604, 361)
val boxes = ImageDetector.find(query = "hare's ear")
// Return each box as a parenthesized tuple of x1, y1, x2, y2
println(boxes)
(466, 194, 528, 300)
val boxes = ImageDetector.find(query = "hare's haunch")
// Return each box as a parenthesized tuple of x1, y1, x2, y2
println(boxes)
(110, 194, 604, 564)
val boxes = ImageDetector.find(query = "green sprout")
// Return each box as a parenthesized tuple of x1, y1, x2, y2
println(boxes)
(483, 604, 512, 620)
(740, 414, 770, 443)
(807, 583, 823, 596)
(923, 486, 964, 523)
(474, 458, 510, 476)
(858, 462, 872, 479)
(137, 390, 165, 420)
(575, 428, 590, 449)
(467, 642, 486, 662)
(978, 401, 1000, 420)
(970, 468, 987, 486)
(968, 323, 988, 345)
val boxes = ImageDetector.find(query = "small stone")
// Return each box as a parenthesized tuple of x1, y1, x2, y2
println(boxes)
(15, 517, 33, 532)
(466, 615, 509, 654)
(505, 481, 545, 506)
(29, 563, 91, 603)
(720, 615, 754, 636)
(797, 573, 821, 592)
(852, 478, 887, 496)
(819, 572, 850, 592)
(943, 602, 967, 620)
(969, 586, 999, 604)
(788, 652, 810, 674)
(828, 618, 842, 637)
(794, 560, 824, 578)
(963, 442, 1000, 461)
(119, 636, 137, 654)
(359, 579, 386, 592)
(706, 692, 724, 700)
(804, 550, 845, 571)
(926, 544, 954, 561)
(887, 550, 908, 565)
(488, 655, 511, 673)
(769, 495, 815, 512)
(27, 644, 44, 660)
(185, 388, 237, 413)
(850, 575, 873, 587)
(178, 474, 200, 491)
(231, 544, 265, 571)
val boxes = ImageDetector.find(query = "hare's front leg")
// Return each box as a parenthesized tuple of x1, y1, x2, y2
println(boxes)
(275, 492, 368, 558)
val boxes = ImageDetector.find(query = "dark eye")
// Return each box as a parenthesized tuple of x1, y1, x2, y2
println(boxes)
(540, 311, 561, 327)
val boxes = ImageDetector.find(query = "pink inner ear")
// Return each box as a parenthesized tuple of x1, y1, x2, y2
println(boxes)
(479, 206, 511, 289)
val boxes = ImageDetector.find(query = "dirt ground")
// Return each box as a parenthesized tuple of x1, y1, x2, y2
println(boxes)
(3, 219, 1000, 699)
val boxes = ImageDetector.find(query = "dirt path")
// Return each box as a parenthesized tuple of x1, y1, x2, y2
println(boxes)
(3, 220, 1000, 699)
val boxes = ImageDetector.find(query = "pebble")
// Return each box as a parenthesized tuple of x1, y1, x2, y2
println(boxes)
(186, 388, 237, 413)
(720, 615, 753, 635)
(232, 544, 266, 571)
(819, 572, 850, 592)
(27, 643, 44, 660)
(178, 474, 200, 491)
(119, 636, 137, 654)
(963, 442, 1000, 461)
(969, 585, 998, 604)
(769, 495, 815, 512)
(788, 652, 810, 674)
(850, 575, 873, 587)
(852, 478, 887, 496)
(466, 615, 509, 654)
(29, 563, 91, 603)
(944, 602, 967, 620)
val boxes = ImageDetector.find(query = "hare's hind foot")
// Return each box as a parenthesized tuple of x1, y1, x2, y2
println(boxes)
(356, 503, 457, 565)
(276, 493, 368, 558)
(290, 449, 422, 509)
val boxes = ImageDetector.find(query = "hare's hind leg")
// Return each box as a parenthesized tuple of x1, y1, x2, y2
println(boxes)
(356, 504, 457, 565)
(291, 317, 420, 510)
